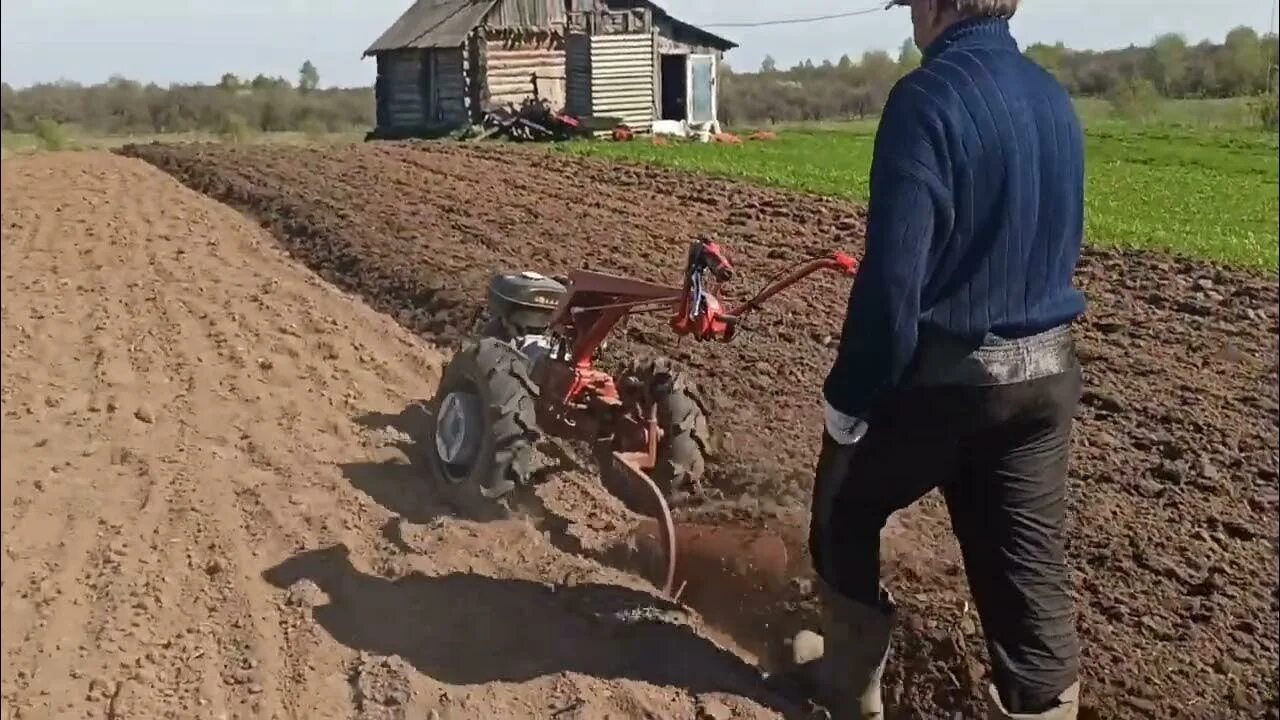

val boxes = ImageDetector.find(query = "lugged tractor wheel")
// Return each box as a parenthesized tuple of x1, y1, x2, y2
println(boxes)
(426, 337, 541, 519)
(618, 357, 713, 501)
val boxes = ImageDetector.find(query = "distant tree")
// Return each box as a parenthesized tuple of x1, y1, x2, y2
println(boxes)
(898, 38, 922, 70)
(860, 50, 899, 91)
(250, 74, 291, 92)
(837, 54, 854, 70)
(299, 60, 320, 94)
(106, 74, 138, 90)
(760, 55, 777, 73)
(218, 73, 241, 91)
(1184, 42, 1221, 96)
(0, 74, 373, 136)
(1025, 42, 1068, 82)
(1150, 33, 1188, 94)
(1221, 26, 1265, 94)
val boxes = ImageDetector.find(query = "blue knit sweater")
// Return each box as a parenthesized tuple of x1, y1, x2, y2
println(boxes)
(824, 17, 1087, 419)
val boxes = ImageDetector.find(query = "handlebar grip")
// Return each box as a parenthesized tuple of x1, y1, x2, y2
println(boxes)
(831, 252, 859, 276)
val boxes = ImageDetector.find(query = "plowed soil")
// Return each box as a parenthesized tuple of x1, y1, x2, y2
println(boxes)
(0, 153, 798, 720)
(22, 139, 1280, 719)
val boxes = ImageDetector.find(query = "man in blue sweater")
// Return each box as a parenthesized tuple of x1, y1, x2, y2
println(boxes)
(795, 1, 1086, 719)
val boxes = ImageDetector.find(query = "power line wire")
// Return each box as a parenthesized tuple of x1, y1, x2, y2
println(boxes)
(697, 5, 886, 29)
(699, 1, 1277, 32)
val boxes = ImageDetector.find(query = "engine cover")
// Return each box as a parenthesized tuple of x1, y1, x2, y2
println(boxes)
(486, 271, 566, 333)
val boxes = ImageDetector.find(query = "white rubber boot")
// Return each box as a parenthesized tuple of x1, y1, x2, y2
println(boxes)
(782, 582, 894, 719)
(988, 681, 1081, 720)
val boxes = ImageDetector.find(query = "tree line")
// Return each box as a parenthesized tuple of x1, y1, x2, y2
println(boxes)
(2, 61, 372, 137)
(2, 27, 1277, 137)
(719, 26, 1279, 125)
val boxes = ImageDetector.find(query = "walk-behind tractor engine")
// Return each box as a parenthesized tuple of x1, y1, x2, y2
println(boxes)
(427, 240, 858, 599)
(480, 270, 567, 361)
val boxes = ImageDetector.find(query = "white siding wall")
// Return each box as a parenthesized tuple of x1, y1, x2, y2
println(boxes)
(565, 33, 655, 131)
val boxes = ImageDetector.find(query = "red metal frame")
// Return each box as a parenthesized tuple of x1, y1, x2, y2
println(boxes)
(533, 239, 858, 456)
(528, 240, 858, 595)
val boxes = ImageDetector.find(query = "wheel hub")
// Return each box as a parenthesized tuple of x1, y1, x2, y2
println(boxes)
(435, 389, 484, 480)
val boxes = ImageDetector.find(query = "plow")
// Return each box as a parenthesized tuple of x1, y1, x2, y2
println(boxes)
(474, 95, 584, 143)
(425, 239, 858, 622)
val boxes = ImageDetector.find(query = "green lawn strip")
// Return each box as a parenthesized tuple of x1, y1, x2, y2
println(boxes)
(558, 124, 1278, 272)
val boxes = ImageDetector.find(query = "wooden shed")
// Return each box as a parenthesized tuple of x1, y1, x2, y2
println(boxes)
(565, 2, 736, 132)
(364, 0, 570, 137)
(364, 0, 735, 138)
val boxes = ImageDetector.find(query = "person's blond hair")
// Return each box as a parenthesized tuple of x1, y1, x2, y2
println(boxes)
(949, 0, 1020, 19)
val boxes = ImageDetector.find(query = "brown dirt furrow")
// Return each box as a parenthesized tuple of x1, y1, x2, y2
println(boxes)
(116, 140, 1279, 719)
(2, 152, 790, 720)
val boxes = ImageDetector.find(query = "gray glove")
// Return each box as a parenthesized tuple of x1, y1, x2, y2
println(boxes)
(824, 399, 868, 445)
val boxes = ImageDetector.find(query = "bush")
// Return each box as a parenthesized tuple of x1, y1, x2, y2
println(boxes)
(32, 117, 71, 150)
(217, 112, 254, 143)
(299, 116, 329, 140)
(1250, 93, 1279, 130)
(1107, 77, 1161, 121)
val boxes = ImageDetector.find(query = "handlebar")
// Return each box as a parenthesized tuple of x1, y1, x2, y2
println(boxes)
(672, 240, 858, 342)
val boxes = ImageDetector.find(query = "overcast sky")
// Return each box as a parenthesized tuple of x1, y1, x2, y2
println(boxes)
(2, 0, 1276, 88)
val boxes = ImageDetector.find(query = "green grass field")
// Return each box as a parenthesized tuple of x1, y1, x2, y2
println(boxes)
(559, 120, 1279, 272)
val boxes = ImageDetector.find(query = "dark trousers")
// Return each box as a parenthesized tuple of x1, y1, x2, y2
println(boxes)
(810, 366, 1082, 713)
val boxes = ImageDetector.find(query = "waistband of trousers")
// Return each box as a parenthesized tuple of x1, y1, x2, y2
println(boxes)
(908, 324, 1077, 387)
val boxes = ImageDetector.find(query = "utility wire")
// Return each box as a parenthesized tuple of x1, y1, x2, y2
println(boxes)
(698, 1, 1275, 32)
(697, 5, 886, 29)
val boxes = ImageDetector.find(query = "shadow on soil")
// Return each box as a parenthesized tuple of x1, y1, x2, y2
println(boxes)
(341, 402, 609, 563)
(339, 402, 448, 524)
(261, 544, 807, 716)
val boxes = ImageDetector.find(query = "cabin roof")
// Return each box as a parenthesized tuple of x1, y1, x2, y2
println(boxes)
(365, 0, 736, 56)
(364, 0, 499, 56)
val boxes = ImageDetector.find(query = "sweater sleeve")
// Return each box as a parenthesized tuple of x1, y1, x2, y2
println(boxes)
(823, 82, 954, 419)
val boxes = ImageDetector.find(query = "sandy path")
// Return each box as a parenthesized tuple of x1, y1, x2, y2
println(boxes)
(0, 153, 786, 720)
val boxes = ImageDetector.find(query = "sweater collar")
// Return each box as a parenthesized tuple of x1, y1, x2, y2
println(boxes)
(922, 16, 1017, 61)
